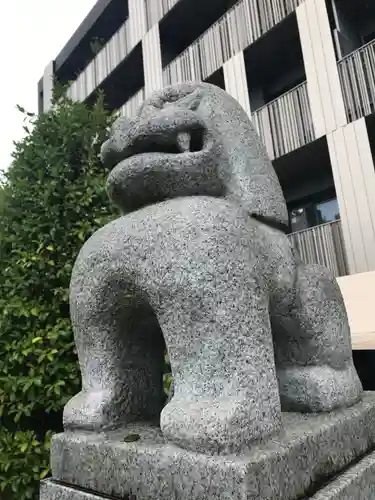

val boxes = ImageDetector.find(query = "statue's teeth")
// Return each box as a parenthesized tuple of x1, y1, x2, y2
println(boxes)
(177, 132, 191, 153)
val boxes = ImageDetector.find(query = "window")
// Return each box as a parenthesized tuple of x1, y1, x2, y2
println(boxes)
(315, 198, 340, 225)
(289, 197, 340, 233)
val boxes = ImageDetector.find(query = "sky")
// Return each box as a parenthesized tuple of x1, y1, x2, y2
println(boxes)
(0, 0, 97, 173)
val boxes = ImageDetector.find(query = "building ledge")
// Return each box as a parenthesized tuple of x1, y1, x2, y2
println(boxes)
(54, 0, 129, 84)
(352, 332, 375, 350)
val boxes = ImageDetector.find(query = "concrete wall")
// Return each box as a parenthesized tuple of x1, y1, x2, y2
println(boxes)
(338, 271, 375, 349)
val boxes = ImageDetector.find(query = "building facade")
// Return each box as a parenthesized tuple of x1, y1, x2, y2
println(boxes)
(39, 0, 375, 279)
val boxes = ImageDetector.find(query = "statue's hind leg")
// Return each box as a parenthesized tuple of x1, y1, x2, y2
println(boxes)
(272, 261, 363, 412)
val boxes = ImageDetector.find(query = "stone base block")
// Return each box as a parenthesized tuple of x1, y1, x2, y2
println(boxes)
(40, 480, 105, 500)
(310, 451, 375, 499)
(49, 393, 375, 500)
(40, 451, 375, 500)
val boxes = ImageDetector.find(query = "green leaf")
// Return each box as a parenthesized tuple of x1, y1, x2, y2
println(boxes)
(40, 469, 50, 480)
(0, 91, 116, 500)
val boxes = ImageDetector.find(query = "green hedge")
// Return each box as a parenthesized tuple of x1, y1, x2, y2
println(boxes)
(0, 93, 116, 499)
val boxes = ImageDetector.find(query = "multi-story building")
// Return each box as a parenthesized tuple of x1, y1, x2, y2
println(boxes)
(39, 0, 375, 357)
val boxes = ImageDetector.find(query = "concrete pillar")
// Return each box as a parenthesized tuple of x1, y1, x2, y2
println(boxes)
(143, 24, 163, 96)
(327, 118, 375, 274)
(128, 0, 147, 49)
(223, 51, 251, 117)
(297, 0, 347, 138)
(42, 61, 55, 112)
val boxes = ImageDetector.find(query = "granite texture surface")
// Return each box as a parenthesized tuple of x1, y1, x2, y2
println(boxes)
(64, 82, 362, 455)
(65, 196, 288, 453)
(40, 480, 108, 500)
(271, 261, 362, 413)
(309, 449, 375, 500)
(41, 448, 375, 500)
(54, 393, 375, 500)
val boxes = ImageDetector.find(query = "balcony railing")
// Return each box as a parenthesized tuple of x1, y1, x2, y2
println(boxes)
(163, 0, 303, 85)
(338, 38, 375, 122)
(119, 88, 146, 118)
(288, 220, 348, 277)
(251, 81, 315, 160)
(145, 0, 180, 30)
(66, 1, 183, 103)
(67, 19, 133, 102)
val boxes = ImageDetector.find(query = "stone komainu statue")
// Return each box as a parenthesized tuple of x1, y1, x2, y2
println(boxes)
(64, 82, 362, 455)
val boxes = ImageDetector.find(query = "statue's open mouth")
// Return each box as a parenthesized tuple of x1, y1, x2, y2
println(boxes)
(103, 120, 221, 213)
(124, 127, 207, 158)
(103, 122, 209, 169)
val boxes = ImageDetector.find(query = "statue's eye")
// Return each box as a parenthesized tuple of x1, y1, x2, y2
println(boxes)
(176, 92, 201, 111)
(164, 90, 201, 111)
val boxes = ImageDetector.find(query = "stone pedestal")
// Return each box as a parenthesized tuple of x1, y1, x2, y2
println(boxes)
(40, 450, 375, 500)
(41, 393, 375, 500)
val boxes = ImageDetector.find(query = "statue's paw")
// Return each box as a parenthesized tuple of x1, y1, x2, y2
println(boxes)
(63, 389, 127, 431)
(160, 394, 281, 454)
(277, 364, 363, 413)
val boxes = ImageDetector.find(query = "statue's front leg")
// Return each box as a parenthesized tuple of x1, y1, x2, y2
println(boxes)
(154, 212, 285, 454)
(272, 261, 363, 412)
(63, 242, 165, 432)
(159, 284, 280, 454)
